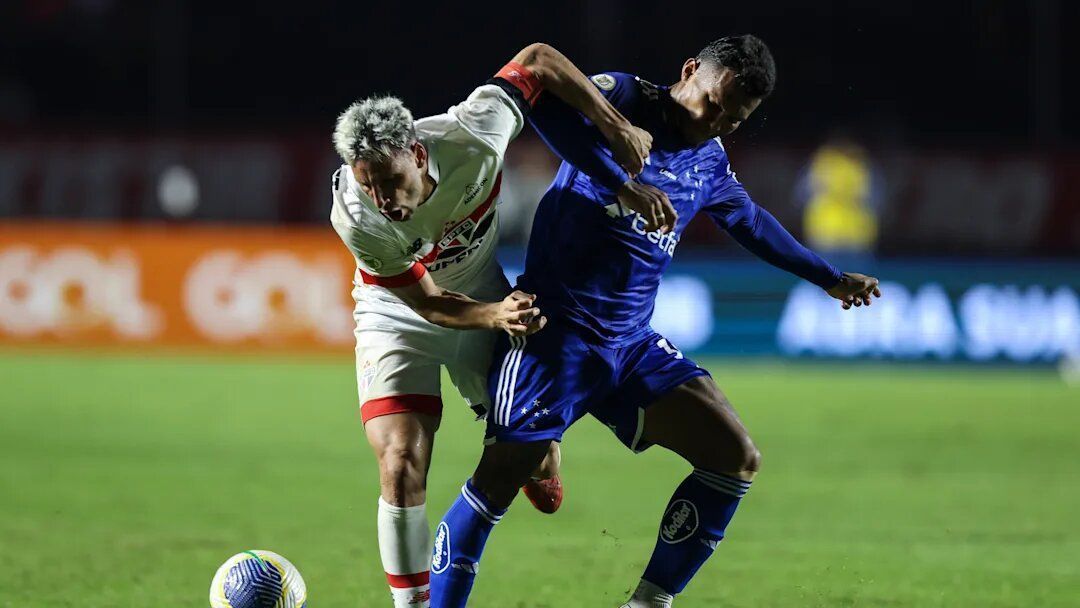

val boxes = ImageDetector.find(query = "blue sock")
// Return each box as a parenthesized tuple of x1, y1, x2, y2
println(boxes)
(640, 469, 752, 596)
(429, 479, 506, 608)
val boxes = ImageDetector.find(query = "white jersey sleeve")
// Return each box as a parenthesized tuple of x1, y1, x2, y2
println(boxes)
(334, 218, 417, 279)
(448, 84, 526, 157)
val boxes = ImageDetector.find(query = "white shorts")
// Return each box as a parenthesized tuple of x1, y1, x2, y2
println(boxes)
(353, 264, 510, 424)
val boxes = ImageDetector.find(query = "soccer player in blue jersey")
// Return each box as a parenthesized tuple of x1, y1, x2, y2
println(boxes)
(430, 35, 882, 607)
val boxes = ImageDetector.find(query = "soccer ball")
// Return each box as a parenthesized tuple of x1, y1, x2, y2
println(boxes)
(209, 550, 307, 608)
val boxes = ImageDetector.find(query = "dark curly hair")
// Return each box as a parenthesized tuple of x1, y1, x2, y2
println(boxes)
(697, 34, 776, 98)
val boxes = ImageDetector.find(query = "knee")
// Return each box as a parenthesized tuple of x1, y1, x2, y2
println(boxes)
(532, 442, 561, 480)
(472, 441, 552, 508)
(738, 437, 762, 474)
(704, 433, 761, 476)
(378, 444, 428, 503)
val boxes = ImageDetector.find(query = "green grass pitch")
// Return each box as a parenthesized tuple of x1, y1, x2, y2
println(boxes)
(1, 350, 1078, 607)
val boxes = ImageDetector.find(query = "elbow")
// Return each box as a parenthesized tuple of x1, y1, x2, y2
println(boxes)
(515, 42, 558, 80)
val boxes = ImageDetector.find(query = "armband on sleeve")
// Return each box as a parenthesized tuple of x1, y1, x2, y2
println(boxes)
(494, 61, 542, 106)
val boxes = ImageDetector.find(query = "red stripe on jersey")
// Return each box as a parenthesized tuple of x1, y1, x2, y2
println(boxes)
(418, 172, 503, 266)
(361, 394, 442, 424)
(495, 61, 542, 105)
(358, 262, 427, 288)
(385, 570, 431, 589)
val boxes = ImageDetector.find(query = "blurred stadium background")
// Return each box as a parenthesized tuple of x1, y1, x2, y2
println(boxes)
(1, 1, 1078, 606)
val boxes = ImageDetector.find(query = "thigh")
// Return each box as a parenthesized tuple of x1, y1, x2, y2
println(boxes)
(445, 325, 498, 415)
(355, 316, 444, 425)
(484, 323, 611, 446)
(640, 375, 759, 474)
(364, 411, 440, 467)
(593, 334, 710, 452)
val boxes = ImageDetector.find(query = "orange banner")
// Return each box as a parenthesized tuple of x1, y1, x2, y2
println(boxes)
(0, 222, 357, 353)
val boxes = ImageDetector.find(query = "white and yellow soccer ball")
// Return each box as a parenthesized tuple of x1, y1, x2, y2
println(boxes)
(209, 550, 307, 608)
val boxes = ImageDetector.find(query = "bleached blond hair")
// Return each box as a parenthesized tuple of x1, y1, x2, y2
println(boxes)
(333, 95, 416, 166)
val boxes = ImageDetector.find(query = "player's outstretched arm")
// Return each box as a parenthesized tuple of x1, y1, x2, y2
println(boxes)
(509, 43, 651, 176)
(708, 191, 881, 309)
(389, 272, 547, 337)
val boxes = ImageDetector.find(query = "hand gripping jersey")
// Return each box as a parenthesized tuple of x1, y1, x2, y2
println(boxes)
(330, 82, 526, 304)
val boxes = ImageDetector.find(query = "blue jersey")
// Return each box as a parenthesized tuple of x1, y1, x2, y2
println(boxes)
(523, 72, 842, 346)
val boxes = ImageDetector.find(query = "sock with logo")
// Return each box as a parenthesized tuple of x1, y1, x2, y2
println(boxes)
(428, 480, 506, 608)
(635, 469, 752, 598)
(377, 497, 432, 608)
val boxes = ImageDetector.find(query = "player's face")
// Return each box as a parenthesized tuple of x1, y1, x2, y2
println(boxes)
(351, 143, 428, 222)
(676, 60, 761, 143)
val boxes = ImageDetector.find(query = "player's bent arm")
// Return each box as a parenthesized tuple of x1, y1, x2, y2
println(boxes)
(389, 271, 545, 336)
(509, 43, 651, 175)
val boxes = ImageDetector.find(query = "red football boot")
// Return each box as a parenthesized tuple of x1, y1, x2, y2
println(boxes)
(522, 475, 563, 514)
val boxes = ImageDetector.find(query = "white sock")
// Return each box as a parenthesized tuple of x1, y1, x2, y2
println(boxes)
(622, 578, 675, 608)
(377, 497, 431, 607)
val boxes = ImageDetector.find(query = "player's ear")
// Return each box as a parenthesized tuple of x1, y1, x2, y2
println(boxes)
(411, 141, 427, 168)
(680, 58, 699, 82)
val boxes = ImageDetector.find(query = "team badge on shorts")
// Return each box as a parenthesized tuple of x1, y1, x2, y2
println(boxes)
(431, 522, 451, 574)
(591, 73, 617, 91)
(358, 360, 377, 396)
(659, 499, 699, 544)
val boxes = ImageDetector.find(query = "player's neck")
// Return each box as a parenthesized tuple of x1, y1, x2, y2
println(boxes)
(665, 81, 702, 147)
(419, 159, 437, 205)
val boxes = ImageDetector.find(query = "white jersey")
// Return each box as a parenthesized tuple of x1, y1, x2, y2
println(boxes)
(330, 83, 525, 304)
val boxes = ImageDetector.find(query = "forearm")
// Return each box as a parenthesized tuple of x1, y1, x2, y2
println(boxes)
(411, 289, 496, 330)
(512, 43, 630, 139)
(727, 202, 843, 289)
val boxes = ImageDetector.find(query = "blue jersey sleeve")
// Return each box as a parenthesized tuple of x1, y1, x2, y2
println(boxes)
(705, 173, 843, 289)
(526, 72, 642, 192)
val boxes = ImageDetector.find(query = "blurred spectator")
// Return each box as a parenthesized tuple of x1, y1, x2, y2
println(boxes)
(794, 137, 883, 264)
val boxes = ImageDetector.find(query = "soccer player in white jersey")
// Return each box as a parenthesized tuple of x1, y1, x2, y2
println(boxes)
(330, 43, 652, 607)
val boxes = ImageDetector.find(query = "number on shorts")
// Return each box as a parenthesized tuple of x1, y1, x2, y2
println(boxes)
(657, 338, 684, 360)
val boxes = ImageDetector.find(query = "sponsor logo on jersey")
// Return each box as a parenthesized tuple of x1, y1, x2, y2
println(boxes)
(591, 73, 617, 91)
(407, 238, 424, 256)
(462, 178, 488, 205)
(431, 522, 451, 574)
(660, 499, 699, 544)
(603, 203, 680, 257)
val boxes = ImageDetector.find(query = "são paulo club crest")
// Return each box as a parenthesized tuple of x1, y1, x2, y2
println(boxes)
(358, 360, 377, 396)
(659, 499, 699, 544)
(431, 522, 451, 574)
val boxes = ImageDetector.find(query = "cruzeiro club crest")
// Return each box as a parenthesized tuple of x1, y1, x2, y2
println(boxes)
(591, 73, 617, 91)
(431, 522, 451, 574)
(659, 499, 699, 544)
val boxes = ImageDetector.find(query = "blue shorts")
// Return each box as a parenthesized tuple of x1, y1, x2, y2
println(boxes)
(485, 322, 709, 452)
